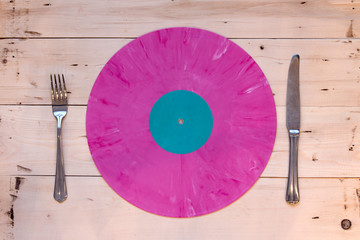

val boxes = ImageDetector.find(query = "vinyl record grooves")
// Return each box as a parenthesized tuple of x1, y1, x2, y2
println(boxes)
(86, 27, 277, 218)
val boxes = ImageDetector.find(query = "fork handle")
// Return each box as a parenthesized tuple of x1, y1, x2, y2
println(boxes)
(54, 115, 68, 202)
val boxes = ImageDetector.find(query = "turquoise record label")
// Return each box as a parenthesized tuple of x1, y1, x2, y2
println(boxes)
(149, 90, 213, 154)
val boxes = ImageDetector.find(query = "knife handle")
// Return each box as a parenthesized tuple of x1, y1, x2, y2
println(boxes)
(286, 129, 300, 204)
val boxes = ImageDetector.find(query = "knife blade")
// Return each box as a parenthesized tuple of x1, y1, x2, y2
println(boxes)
(285, 54, 300, 204)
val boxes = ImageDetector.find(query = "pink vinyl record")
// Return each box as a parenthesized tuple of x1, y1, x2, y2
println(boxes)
(86, 27, 276, 218)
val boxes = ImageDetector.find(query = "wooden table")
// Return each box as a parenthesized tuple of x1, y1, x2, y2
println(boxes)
(1, 0, 360, 239)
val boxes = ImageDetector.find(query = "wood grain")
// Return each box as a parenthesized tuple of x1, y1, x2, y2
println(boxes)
(0, 177, 14, 240)
(1, 1, 360, 239)
(0, 176, 359, 240)
(0, 0, 359, 38)
(0, 38, 360, 106)
(1, 105, 359, 177)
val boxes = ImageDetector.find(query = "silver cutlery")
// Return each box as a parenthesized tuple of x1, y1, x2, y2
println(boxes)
(51, 74, 68, 203)
(285, 55, 300, 204)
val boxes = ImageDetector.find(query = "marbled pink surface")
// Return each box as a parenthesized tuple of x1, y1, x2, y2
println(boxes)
(86, 27, 277, 218)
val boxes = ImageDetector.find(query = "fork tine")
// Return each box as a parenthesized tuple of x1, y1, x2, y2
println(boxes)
(62, 74, 68, 100)
(50, 74, 55, 102)
(54, 74, 59, 101)
(57, 74, 63, 101)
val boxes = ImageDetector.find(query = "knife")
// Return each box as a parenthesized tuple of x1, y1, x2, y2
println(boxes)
(286, 55, 300, 204)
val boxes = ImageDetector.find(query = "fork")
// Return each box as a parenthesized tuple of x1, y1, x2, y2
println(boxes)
(51, 74, 68, 203)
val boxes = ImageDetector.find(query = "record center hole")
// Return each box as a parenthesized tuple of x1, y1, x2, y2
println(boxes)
(178, 118, 184, 125)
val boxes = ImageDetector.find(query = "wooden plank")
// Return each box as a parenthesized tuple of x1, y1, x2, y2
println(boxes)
(0, 177, 14, 240)
(0, 176, 359, 240)
(1, 105, 360, 177)
(0, 38, 360, 106)
(0, 0, 359, 38)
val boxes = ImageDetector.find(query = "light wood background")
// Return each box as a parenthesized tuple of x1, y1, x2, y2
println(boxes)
(1, 0, 360, 239)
